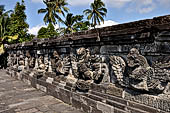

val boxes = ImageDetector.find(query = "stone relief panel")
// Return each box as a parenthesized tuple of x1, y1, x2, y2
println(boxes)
(109, 48, 170, 94)
(109, 55, 126, 86)
(74, 47, 110, 91)
(37, 55, 46, 72)
(25, 51, 35, 69)
(6, 45, 170, 94)
(51, 51, 71, 76)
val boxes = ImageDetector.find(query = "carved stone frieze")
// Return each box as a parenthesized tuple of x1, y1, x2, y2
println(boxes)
(109, 55, 126, 85)
(75, 47, 109, 91)
(109, 48, 168, 93)
(37, 56, 46, 72)
(51, 51, 63, 74)
(18, 53, 25, 71)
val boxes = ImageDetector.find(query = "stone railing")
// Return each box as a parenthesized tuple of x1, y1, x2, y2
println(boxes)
(6, 15, 170, 113)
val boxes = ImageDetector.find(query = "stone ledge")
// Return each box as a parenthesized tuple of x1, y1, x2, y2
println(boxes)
(7, 15, 170, 50)
(6, 71, 169, 113)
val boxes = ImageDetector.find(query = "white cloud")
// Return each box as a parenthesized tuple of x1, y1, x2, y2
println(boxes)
(31, 0, 43, 3)
(28, 24, 59, 35)
(28, 24, 46, 35)
(127, 0, 155, 14)
(104, 0, 132, 8)
(68, 0, 91, 6)
(158, 0, 170, 8)
(67, 0, 132, 8)
(96, 20, 119, 28)
(67, 0, 155, 14)
(138, 6, 155, 14)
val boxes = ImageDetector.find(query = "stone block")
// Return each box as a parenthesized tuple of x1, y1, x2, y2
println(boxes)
(72, 98, 82, 110)
(81, 103, 91, 113)
(106, 100, 126, 110)
(59, 88, 72, 104)
(82, 96, 97, 108)
(30, 77, 37, 88)
(37, 79, 48, 87)
(97, 101, 114, 113)
(107, 95, 127, 105)
(127, 107, 148, 113)
(46, 83, 56, 95)
(128, 101, 158, 113)
(91, 108, 103, 113)
(106, 84, 123, 97)
(90, 83, 106, 94)
(66, 82, 75, 87)
(72, 92, 82, 102)
(46, 77, 54, 84)
(64, 85, 72, 91)
(114, 108, 127, 113)
(87, 93, 105, 102)
(36, 84, 47, 92)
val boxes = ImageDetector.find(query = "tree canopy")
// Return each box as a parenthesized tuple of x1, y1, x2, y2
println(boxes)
(7, 0, 32, 43)
(38, 0, 69, 25)
(83, 0, 107, 28)
(37, 22, 58, 38)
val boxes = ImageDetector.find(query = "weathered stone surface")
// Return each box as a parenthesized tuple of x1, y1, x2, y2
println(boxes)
(97, 101, 114, 113)
(5, 14, 170, 113)
(0, 70, 84, 113)
(106, 84, 123, 97)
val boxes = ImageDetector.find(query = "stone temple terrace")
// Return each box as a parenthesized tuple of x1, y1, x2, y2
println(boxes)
(3, 14, 170, 113)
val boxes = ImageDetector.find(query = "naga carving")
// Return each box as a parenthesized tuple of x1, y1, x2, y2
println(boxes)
(109, 55, 126, 85)
(37, 56, 46, 72)
(18, 54, 25, 72)
(51, 51, 64, 75)
(110, 48, 167, 93)
(127, 48, 154, 91)
(75, 47, 109, 91)
(7, 46, 170, 94)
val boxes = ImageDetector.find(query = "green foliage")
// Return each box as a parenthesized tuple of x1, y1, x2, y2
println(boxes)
(7, 0, 30, 43)
(83, 0, 107, 28)
(50, 0, 69, 17)
(73, 20, 90, 31)
(63, 13, 90, 34)
(0, 5, 18, 54)
(37, 27, 47, 39)
(37, 23, 58, 38)
(38, 0, 69, 25)
(0, 5, 12, 38)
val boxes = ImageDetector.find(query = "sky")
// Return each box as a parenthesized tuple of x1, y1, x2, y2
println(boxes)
(1, 0, 170, 35)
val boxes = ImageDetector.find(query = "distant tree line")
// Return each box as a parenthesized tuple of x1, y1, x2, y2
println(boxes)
(37, 0, 107, 38)
(0, 0, 34, 54)
(0, 0, 107, 47)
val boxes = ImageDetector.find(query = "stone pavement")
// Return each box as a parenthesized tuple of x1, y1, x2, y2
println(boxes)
(0, 70, 84, 113)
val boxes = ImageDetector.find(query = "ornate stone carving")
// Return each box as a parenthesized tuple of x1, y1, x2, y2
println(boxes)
(109, 55, 126, 85)
(75, 47, 109, 91)
(127, 48, 153, 91)
(51, 51, 66, 75)
(7, 53, 13, 67)
(44, 55, 49, 71)
(37, 56, 46, 72)
(18, 54, 25, 71)
(109, 48, 167, 93)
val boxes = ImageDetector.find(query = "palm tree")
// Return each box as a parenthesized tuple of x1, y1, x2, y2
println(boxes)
(63, 13, 86, 34)
(38, 0, 62, 25)
(83, 0, 107, 28)
(0, 5, 17, 54)
(49, 0, 69, 28)
(0, 5, 12, 38)
(50, 0, 69, 17)
(38, 0, 69, 26)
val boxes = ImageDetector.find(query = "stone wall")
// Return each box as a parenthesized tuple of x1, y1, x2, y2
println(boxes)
(6, 15, 170, 113)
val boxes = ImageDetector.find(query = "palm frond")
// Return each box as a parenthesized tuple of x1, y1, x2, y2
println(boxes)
(38, 8, 47, 14)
